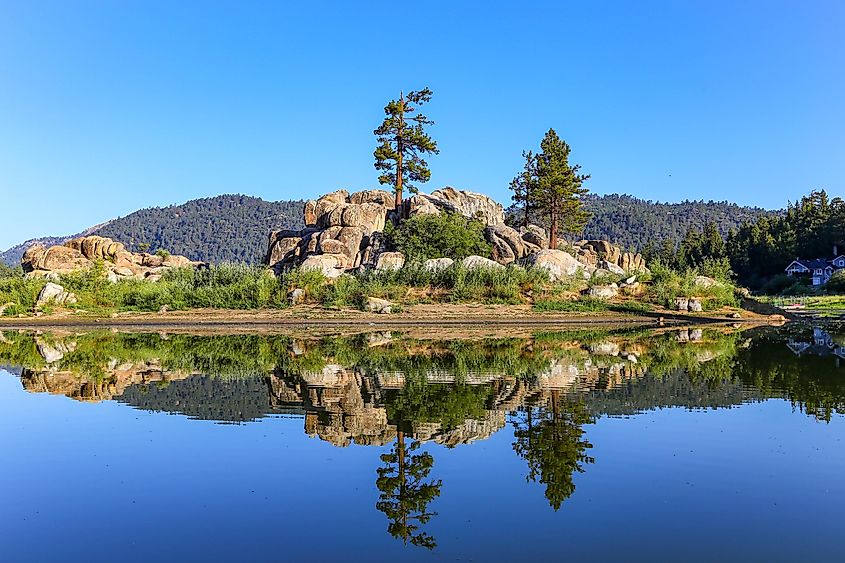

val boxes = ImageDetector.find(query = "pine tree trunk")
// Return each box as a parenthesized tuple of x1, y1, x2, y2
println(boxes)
(549, 209, 558, 250)
(395, 95, 405, 210)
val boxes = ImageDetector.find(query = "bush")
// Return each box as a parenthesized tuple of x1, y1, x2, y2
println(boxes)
(826, 271, 845, 293)
(384, 212, 491, 261)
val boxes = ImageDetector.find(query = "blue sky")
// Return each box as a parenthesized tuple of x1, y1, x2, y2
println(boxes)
(1, 1, 843, 248)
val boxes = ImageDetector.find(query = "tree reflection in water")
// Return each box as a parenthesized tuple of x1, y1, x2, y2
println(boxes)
(375, 431, 442, 549)
(512, 394, 595, 510)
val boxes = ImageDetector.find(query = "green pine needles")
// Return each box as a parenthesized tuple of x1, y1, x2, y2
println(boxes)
(374, 88, 439, 208)
(509, 129, 591, 249)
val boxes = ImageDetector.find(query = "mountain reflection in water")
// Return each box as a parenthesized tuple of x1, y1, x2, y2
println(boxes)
(2, 324, 845, 552)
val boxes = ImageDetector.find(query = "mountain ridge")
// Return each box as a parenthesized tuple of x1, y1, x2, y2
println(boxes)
(1, 192, 774, 266)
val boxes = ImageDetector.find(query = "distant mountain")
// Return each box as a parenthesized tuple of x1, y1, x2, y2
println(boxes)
(1, 195, 305, 266)
(2, 192, 773, 266)
(95, 194, 305, 264)
(581, 194, 774, 251)
(0, 222, 110, 267)
(507, 194, 774, 252)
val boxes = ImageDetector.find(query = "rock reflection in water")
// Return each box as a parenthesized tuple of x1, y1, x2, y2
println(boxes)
(4, 325, 845, 548)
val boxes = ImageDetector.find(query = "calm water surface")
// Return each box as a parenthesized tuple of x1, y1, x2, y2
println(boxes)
(1, 325, 844, 561)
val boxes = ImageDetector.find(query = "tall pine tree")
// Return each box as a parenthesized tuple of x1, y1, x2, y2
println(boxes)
(532, 129, 590, 249)
(374, 88, 439, 209)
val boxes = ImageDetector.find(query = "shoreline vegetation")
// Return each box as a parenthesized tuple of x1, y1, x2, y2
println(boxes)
(0, 259, 760, 323)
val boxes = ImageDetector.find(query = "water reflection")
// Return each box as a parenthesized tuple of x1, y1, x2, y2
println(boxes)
(2, 324, 845, 549)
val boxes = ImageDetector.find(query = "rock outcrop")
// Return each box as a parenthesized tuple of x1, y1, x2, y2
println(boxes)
(266, 187, 506, 274)
(571, 240, 648, 273)
(266, 187, 649, 279)
(22, 236, 203, 281)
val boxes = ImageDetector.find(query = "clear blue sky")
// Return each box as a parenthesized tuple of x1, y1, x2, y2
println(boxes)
(1, 1, 843, 249)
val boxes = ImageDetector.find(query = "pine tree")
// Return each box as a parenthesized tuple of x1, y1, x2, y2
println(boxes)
(533, 129, 590, 249)
(374, 88, 439, 209)
(509, 150, 539, 228)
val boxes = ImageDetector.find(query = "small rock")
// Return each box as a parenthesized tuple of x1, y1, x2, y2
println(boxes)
(158, 305, 169, 314)
(461, 255, 505, 271)
(675, 297, 689, 311)
(586, 283, 619, 299)
(693, 275, 719, 288)
(375, 252, 405, 272)
(728, 312, 742, 319)
(288, 288, 306, 306)
(36, 282, 77, 307)
(424, 257, 454, 273)
(365, 297, 393, 314)
(688, 298, 703, 312)
(621, 275, 637, 286)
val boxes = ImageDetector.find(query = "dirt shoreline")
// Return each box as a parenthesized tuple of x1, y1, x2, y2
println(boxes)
(0, 304, 785, 335)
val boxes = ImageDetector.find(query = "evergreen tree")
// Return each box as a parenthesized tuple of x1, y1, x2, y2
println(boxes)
(374, 88, 439, 209)
(533, 129, 590, 249)
(509, 150, 539, 228)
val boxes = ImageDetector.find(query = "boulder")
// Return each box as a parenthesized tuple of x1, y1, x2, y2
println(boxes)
(694, 275, 719, 289)
(588, 341, 620, 356)
(375, 252, 405, 271)
(267, 235, 303, 266)
(349, 189, 395, 209)
(688, 298, 703, 312)
(430, 187, 504, 226)
(675, 297, 689, 311)
(22, 244, 88, 273)
(424, 257, 454, 272)
(300, 254, 347, 278)
(36, 283, 77, 307)
(461, 255, 504, 270)
(597, 260, 625, 275)
(520, 225, 548, 249)
(365, 297, 394, 314)
(586, 283, 619, 299)
(484, 225, 525, 265)
(526, 249, 582, 281)
(288, 288, 306, 306)
(404, 194, 442, 218)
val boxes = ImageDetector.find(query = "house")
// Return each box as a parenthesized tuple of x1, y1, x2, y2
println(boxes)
(785, 244, 845, 286)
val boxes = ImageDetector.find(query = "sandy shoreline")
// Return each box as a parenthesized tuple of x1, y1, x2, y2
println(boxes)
(0, 303, 784, 335)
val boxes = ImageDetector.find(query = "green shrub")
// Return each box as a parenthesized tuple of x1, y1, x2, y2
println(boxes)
(385, 212, 491, 261)
(825, 271, 845, 294)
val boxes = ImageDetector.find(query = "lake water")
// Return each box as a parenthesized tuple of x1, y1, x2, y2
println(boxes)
(2, 324, 845, 561)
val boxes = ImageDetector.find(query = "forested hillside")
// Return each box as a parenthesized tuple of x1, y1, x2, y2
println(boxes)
(95, 195, 304, 263)
(3, 192, 773, 266)
(581, 195, 772, 250)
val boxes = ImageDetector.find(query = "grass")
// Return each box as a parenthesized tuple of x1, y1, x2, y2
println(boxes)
(0, 257, 719, 317)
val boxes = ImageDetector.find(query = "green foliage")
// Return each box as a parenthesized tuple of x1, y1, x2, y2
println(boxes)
(508, 129, 590, 246)
(825, 270, 845, 293)
(385, 212, 491, 261)
(0, 263, 23, 279)
(374, 88, 439, 204)
(376, 438, 441, 549)
(512, 401, 595, 510)
(94, 194, 304, 263)
(644, 261, 739, 310)
(727, 190, 844, 288)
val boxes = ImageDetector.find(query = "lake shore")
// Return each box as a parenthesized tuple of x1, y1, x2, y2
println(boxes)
(0, 303, 786, 335)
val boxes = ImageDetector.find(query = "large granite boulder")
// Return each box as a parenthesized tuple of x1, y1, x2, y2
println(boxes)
(526, 249, 584, 281)
(430, 187, 504, 226)
(461, 255, 504, 271)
